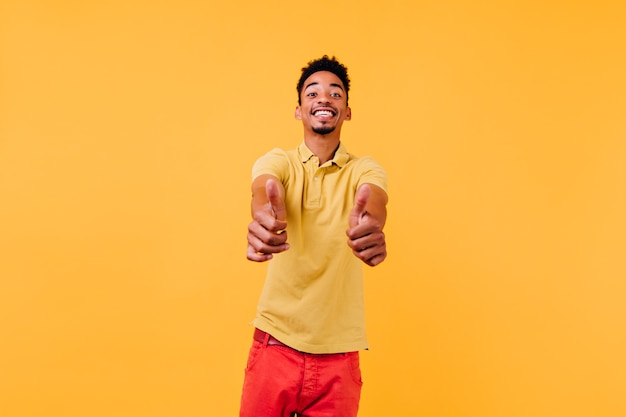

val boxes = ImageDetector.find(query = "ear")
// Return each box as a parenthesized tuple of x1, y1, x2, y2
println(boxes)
(295, 106, 302, 120)
(345, 106, 352, 121)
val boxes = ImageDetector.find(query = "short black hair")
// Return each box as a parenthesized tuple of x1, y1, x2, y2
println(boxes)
(296, 55, 350, 105)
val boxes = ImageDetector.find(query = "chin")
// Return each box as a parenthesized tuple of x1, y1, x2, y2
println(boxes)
(312, 126, 336, 135)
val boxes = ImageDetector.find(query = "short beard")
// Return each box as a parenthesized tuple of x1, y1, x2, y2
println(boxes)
(312, 125, 336, 135)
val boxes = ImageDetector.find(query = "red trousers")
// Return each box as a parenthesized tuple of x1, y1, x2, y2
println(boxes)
(239, 330, 363, 417)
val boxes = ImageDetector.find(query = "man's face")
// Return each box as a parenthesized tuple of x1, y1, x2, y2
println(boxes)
(295, 71, 351, 136)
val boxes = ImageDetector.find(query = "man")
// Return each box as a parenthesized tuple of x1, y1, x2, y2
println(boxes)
(240, 55, 388, 417)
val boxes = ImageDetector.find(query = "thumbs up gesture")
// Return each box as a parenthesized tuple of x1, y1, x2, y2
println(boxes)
(247, 176, 290, 262)
(346, 184, 388, 266)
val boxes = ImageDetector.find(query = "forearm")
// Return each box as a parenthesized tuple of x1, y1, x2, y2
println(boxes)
(251, 174, 284, 217)
(362, 183, 388, 228)
(247, 174, 289, 261)
(346, 183, 388, 266)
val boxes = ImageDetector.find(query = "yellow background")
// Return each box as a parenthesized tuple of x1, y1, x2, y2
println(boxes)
(1, 1, 625, 416)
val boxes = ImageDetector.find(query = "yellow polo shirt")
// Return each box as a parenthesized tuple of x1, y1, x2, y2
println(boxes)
(251, 142, 388, 354)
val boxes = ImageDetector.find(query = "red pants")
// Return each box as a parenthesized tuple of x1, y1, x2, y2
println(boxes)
(239, 330, 363, 417)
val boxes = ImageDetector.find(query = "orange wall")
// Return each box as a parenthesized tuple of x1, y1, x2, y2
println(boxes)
(1, 1, 625, 416)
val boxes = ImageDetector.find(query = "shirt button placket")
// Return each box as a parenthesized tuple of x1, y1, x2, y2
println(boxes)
(310, 167, 323, 205)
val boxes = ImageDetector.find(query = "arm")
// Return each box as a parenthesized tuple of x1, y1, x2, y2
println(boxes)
(346, 183, 388, 266)
(246, 174, 290, 262)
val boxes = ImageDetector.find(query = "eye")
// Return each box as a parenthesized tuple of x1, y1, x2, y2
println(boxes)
(307, 92, 317, 97)
(331, 92, 341, 98)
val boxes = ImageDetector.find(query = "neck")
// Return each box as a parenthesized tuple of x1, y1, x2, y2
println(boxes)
(304, 134, 341, 164)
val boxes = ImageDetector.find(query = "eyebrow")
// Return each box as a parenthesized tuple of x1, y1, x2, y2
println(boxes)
(304, 82, 345, 91)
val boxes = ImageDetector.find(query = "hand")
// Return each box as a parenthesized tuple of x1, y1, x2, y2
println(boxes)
(346, 184, 387, 266)
(247, 178, 290, 262)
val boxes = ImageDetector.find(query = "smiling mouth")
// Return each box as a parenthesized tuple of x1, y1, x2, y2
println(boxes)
(313, 109, 336, 117)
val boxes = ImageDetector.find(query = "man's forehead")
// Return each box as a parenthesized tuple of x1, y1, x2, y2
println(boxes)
(303, 71, 345, 90)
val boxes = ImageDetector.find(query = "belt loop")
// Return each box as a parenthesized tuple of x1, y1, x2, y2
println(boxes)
(263, 332, 270, 347)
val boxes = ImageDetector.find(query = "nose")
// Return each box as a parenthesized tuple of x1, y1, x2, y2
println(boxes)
(317, 91, 331, 104)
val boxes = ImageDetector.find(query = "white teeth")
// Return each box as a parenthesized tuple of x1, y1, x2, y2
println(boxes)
(314, 110, 333, 116)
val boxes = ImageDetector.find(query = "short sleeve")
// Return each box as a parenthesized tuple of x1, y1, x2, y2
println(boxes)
(251, 148, 290, 182)
(355, 156, 388, 194)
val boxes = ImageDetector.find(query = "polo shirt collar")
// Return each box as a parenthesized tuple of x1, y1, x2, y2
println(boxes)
(298, 141, 350, 167)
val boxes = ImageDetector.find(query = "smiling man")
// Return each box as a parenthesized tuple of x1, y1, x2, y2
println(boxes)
(240, 56, 389, 417)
